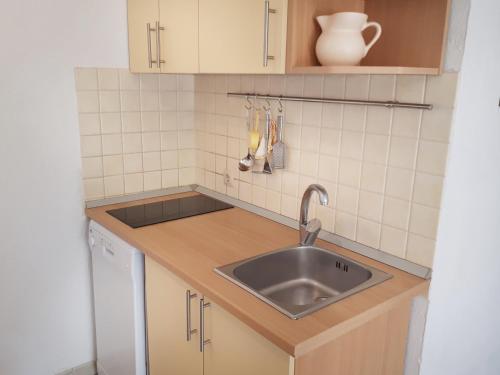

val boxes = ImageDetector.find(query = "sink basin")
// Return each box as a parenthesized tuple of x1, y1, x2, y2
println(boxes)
(215, 246, 392, 319)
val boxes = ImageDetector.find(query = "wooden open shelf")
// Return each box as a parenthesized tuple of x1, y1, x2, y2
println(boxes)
(285, 0, 451, 75)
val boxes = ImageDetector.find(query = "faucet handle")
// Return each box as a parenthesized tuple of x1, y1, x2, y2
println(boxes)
(300, 218, 322, 246)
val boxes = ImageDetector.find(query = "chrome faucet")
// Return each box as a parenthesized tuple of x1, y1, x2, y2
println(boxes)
(299, 184, 329, 246)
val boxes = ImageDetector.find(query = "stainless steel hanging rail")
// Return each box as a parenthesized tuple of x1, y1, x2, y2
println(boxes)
(227, 92, 432, 110)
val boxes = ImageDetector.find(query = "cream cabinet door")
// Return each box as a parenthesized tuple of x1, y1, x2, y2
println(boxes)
(159, 0, 199, 73)
(128, 0, 161, 73)
(199, 0, 288, 74)
(145, 257, 203, 375)
(203, 298, 294, 375)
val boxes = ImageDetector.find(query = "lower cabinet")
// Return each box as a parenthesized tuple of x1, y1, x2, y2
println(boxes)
(146, 256, 202, 375)
(145, 256, 293, 375)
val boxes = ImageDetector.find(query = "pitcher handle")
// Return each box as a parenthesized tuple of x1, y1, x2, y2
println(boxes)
(362, 22, 382, 57)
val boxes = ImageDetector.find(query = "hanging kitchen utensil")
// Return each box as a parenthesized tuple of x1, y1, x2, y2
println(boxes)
(272, 99, 286, 169)
(249, 100, 261, 152)
(270, 119, 277, 146)
(254, 102, 267, 160)
(262, 106, 273, 174)
(239, 149, 254, 171)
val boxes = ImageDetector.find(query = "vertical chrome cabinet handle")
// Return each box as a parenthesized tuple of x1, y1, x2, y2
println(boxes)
(156, 21, 165, 68)
(147, 23, 159, 68)
(263, 0, 276, 67)
(186, 290, 198, 341)
(146, 23, 154, 68)
(199, 298, 211, 352)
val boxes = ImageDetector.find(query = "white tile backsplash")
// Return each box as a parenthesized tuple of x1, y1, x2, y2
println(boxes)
(104, 175, 124, 197)
(385, 167, 414, 200)
(98, 68, 120, 90)
(79, 113, 101, 135)
(99, 91, 121, 112)
(119, 70, 140, 90)
(144, 171, 162, 191)
(120, 91, 141, 111)
(77, 91, 99, 113)
(101, 134, 122, 155)
(360, 163, 386, 195)
(100, 113, 122, 134)
(83, 178, 104, 200)
(76, 68, 457, 269)
(103, 155, 123, 176)
(75, 68, 98, 90)
(380, 225, 407, 258)
(124, 173, 144, 194)
(357, 218, 381, 249)
(192, 72, 458, 268)
(76, 68, 196, 201)
(358, 191, 384, 222)
(81, 157, 103, 179)
(396, 75, 426, 103)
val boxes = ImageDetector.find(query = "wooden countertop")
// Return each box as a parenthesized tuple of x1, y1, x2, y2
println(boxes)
(86, 192, 429, 357)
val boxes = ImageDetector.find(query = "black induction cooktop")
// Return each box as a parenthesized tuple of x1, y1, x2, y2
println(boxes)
(107, 194, 234, 228)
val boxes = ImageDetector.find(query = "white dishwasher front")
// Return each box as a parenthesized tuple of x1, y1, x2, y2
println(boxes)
(88, 220, 147, 375)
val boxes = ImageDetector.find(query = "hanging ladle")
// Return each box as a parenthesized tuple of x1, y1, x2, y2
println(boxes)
(239, 149, 254, 172)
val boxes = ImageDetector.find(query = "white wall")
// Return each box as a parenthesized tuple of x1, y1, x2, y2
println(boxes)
(444, 0, 471, 72)
(0, 1, 128, 374)
(420, 1, 500, 374)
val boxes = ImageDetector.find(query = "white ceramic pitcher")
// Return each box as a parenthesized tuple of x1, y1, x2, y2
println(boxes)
(315, 12, 382, 66)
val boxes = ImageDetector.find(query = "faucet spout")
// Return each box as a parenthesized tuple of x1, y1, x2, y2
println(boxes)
(299, 184, 329, 246)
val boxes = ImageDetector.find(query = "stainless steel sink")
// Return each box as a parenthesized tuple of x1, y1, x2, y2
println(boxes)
(215, 246, 392, 319)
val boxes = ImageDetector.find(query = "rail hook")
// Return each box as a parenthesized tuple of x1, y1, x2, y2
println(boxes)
(262, 98, 272, 112)
(244, 96, 254, 111)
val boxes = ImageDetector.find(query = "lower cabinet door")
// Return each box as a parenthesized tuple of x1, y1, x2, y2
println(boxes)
(203, 299, 294, 375)
(146, 257, 203, 375)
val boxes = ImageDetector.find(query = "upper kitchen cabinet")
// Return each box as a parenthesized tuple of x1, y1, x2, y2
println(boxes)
(128, 0, 199, 74)
(128, 0, 450, 75)
(128, 0, 161, 73)
(199, 0, 288, 74)
(159, 0, 199, 73)
(286, 0, 451, 75)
